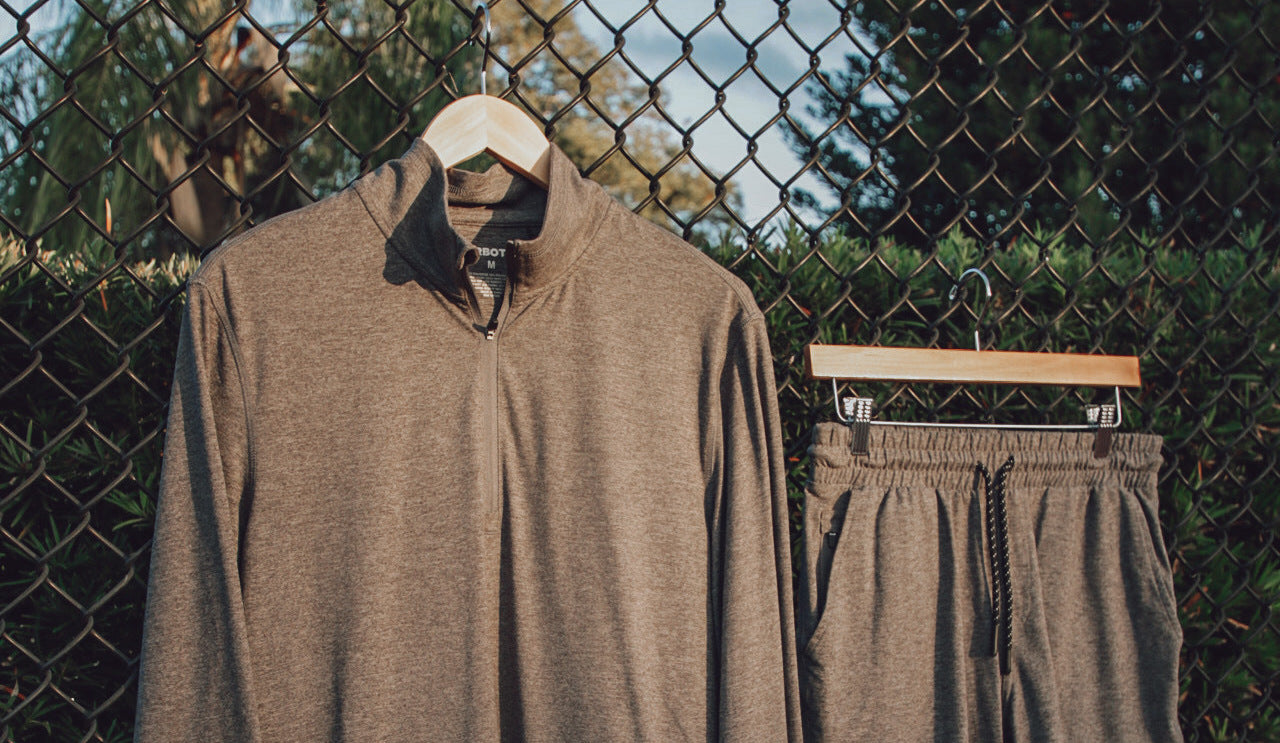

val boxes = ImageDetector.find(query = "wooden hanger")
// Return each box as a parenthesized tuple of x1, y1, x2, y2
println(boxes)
(806, 344, 1140, 388)
(422, 94, 551, 189)
(420, 3, 551, 189)
(806, 269, 1141, 457)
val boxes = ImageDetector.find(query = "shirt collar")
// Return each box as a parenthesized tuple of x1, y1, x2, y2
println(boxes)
(354, 136, 607, 300)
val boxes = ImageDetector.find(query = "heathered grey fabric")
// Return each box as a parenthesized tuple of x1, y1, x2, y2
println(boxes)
(134, 138, 802, 742)
(799, 424, 1182, 742)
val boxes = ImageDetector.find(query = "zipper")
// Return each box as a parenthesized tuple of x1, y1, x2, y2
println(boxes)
(478, 255, 513, 525)
(484, 314, 500, 522)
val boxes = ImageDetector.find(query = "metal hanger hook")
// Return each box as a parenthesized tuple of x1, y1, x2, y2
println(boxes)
(473, 2, 491, 96)
(949, 267, 993, 352)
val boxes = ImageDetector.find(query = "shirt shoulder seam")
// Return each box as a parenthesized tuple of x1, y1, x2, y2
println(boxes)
(186, 279, 256, 505)
(628, 218, 765, 323)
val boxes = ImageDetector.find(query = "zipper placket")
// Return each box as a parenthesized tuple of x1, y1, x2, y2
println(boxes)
(476, 255, 513, 525)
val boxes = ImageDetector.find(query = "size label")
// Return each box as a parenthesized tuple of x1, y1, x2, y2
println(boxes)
(469, 246, 508, 300)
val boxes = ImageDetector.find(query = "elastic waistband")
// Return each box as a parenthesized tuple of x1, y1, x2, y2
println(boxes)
(809, 422, 1163, 490)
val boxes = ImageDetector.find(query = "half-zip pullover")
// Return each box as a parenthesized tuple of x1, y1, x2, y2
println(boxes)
(135, 137, 802, 742)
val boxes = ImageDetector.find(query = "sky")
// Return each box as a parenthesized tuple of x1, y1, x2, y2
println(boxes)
(1, 1, 866, 229)
(565, 1, 862, 228)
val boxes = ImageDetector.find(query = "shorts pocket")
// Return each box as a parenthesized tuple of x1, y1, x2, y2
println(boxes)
(803, 490, 854, 656)
(1131, 492, 1181, 632)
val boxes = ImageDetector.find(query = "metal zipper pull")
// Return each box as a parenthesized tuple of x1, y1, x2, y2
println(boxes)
(485, 318, 498, 340)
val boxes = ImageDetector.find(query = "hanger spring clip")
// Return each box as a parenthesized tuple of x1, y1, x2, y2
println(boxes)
(842, 396, 875, 456)
(1086, 402, 1118, 459)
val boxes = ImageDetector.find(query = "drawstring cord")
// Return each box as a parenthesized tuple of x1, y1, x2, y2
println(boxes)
(976, 455, 1016, 676)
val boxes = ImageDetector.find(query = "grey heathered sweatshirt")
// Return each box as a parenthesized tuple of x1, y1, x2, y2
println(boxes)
(134, 138, 802, 741)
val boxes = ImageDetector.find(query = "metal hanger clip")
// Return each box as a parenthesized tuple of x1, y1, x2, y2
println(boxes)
(841, 396, 875, 457)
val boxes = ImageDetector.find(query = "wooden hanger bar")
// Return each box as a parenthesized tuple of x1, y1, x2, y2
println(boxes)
(806, 344, 1141, 387)
(421, 94, 552, 189)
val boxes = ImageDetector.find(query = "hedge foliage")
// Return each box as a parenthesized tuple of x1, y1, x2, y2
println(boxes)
(2, 226, 1277, 740)
(715, 224, 1280, 741)
(1, 239, 195, 742)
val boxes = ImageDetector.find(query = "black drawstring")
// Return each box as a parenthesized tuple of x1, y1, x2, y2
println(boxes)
(976, 455, 1016, 676)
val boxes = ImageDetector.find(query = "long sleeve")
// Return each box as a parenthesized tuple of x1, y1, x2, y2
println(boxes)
(135, 281, 260, 742)
(711, 314, 804, 742)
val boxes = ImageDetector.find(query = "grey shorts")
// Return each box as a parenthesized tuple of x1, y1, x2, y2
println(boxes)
(799, 424, 1182, 742)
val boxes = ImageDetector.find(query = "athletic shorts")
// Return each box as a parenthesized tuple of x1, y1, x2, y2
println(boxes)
(798, 423, 1182, 742)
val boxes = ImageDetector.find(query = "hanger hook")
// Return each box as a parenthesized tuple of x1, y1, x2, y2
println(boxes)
(471, 3, 491, 96)
(948, 267, 993, 352)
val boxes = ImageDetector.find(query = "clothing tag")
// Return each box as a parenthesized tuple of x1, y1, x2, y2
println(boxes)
(468, 245, 508, 301)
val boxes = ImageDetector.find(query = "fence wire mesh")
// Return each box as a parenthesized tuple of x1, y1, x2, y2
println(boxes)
(2, 0, 1277, 740)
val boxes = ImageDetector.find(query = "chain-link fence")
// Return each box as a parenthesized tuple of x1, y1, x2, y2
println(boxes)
(2, 0, 1277, 740)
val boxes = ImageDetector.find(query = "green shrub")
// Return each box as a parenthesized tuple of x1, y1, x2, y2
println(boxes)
(709, 223, 1280, 741)
(2, 224, 1277, 740)
(1, 237, 195, 741)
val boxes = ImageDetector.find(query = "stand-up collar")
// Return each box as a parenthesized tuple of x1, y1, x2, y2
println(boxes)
(354, 136, 608, 299)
